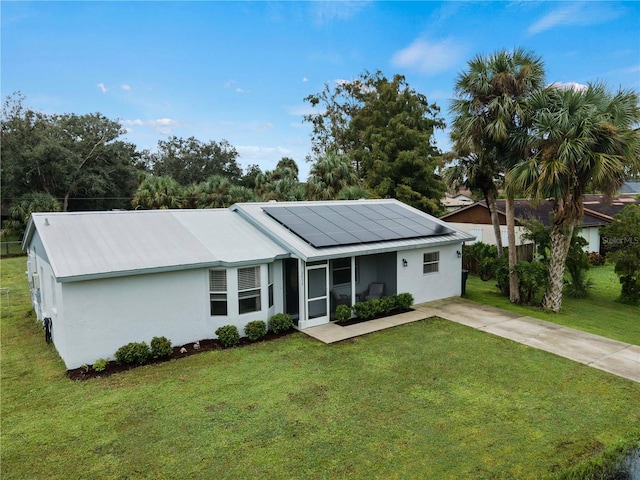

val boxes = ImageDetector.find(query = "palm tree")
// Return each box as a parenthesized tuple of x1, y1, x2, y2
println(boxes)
(450, 48, 546, 303)
(306, 152, 359, 201)
(131, 175, 184, 210)
(509, 83, 640, 312)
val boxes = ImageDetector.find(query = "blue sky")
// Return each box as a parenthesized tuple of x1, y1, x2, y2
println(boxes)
(2, 1, 639, 180)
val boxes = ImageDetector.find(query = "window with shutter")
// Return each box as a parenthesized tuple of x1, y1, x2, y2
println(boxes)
(238, 266, 261, 314)
(209, 270, 227, 316)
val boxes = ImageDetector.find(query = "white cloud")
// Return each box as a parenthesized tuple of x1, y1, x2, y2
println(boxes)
(122, 118, 180, 135)
(302, 77, 308, 82)
(391, 38, 465, 76)
(121, 84, 131, 91)
(549, 82, 588, 92)
(224, 79, 237, 88)
(97, 82, 107, 94)
(311, 1, 370, 26)
(528, 2, 623, 35)
(235, 87, 246, 93)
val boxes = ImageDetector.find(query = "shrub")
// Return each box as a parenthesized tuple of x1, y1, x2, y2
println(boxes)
(150, 336, 173, 359)
(93, 358, 108, 372)
(244, 320, 267, 341)
(395, 293, 414, 311)
(353, 301, 373, 319)
(115, 342, 151, 365)
(335, 304, 352, 323)
(515, 261, 548, 304)
(379, 295, 396, 315)
(269, 313, 293, 334)
(215, 325, 240, 347)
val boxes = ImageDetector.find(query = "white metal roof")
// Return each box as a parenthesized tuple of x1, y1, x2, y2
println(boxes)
(233, 199, 475, 262)
(26, 209, 288, 282)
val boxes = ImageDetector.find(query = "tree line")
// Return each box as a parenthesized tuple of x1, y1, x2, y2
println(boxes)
(2, 50, 639, 309)
(1, 71, 446, 236)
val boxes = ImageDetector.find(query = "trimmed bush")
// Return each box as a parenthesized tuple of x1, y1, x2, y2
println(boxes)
(215, 325, 240, 347)
(353, 301, 375, 320)
(93, 358, 108, 372)
(269, 313, 293, 334)
(150, 336, 173, 359)
(395, 293, 413, 311)
(335, 304, 352, 323)
(244, 320, 267, 341)
(115, 342, 151, 365)
(379, 295, 396, 315)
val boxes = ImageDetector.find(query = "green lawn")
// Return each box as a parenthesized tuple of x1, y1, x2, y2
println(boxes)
(2, 257, 639, 479)
(465, 263, 640, 346)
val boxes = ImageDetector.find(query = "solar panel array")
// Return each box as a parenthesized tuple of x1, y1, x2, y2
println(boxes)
(262, 203, 454, 248)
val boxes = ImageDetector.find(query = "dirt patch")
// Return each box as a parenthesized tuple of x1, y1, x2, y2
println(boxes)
(67, 330, 294, 381)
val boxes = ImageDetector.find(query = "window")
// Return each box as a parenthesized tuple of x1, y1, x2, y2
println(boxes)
(331, 258, 351, 286)
(209, 270, 227, 316)
(331, 257, 359, 286)
(268, 264, 274, 308)
(238, 266, 261, 314)
(423, 252, 439, 274)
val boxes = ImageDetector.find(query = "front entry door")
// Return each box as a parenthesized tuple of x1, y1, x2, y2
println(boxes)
(306, 263, 329, 327)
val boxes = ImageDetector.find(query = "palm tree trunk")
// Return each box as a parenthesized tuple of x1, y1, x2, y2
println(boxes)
(542, 222, 575, 312)
(505, 195, 519, 303)
(485, 190, 504, 257)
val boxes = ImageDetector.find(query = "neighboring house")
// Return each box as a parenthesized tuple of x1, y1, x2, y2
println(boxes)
(441, 192, 475, 212)
(619, 181, 640, 194)
(23, 199, 474, 369)
(441, 195, 640, 254)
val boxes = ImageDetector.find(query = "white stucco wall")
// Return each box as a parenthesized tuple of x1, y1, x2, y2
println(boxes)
(447, 222, 532, 247)
(55, 261, 283, 369)
(396, 244, 463, 304)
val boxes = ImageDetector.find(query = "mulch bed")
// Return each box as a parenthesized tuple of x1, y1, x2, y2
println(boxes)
(67, 329, 294, 381)
(336, 308, 414, 327)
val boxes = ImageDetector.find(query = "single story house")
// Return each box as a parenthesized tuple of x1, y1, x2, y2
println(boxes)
(23, 199, 474, 369)
(439, 195, 640, 254)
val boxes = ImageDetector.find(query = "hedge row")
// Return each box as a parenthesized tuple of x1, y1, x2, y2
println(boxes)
(336, 293, 414, 322)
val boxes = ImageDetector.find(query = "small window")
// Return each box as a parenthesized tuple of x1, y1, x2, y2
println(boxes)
(423, 252, 439, 274)
(238, 266, 261, 314)
(209, 270, 227, 316)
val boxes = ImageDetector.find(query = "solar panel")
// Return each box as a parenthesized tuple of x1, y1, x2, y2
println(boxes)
(262, 202, 454, 248)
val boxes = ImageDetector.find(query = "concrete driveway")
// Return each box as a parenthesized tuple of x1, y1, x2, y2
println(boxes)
(303, 297, 640, 383)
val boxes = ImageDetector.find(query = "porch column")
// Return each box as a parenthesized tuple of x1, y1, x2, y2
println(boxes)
(350, 256, 356, 305)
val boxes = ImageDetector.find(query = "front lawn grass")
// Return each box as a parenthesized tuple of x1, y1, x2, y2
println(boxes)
(465, 263, 640, 345)
(2, 257, 639, 479)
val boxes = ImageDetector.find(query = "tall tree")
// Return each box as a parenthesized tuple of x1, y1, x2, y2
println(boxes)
(146, 136, 242, 186)
(254, 157, 304, 201)
(450, 48, 546, 303)
(306, 152, 359, 200)
(510, 83, 640, 311)
(1, 93, 139, 212)
(304, 71, 446, 215)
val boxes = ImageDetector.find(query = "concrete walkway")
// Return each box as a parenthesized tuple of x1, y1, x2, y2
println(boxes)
(303, 297, 640, 383)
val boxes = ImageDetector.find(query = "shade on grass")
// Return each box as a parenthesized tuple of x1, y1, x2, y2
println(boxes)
(1, 257, 639, 479)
